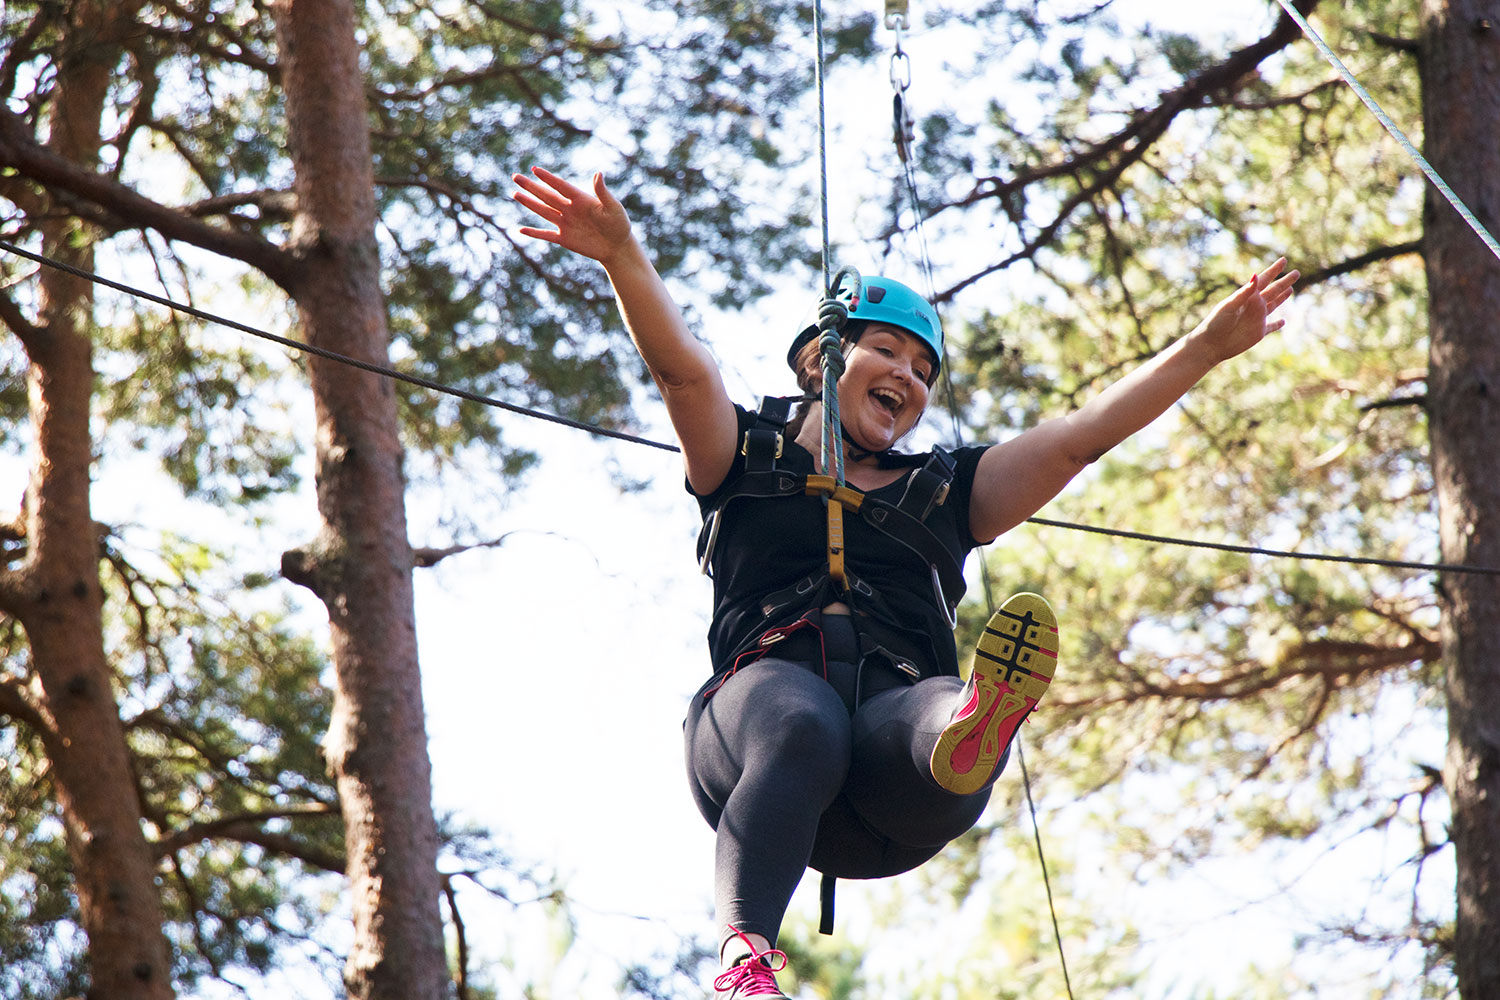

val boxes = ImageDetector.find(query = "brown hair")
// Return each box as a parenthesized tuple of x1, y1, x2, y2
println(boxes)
(785, 332, 856, 441)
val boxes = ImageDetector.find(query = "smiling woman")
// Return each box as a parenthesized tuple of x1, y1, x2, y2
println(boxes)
(509, 164, 1296, 998)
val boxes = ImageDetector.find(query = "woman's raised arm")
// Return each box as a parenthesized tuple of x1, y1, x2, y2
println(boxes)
(512, 167, 739, 494)
(968, 258, 1299, 544)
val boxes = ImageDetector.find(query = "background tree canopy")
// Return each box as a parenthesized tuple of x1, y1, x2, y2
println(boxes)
(4, 0, 1498, 997)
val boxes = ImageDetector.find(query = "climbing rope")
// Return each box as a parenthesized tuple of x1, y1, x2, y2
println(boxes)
(816, 266, 860, 486)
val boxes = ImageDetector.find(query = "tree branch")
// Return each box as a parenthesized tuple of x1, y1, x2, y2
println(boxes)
(0, 673, 54, 740)
(1061, 636, 1440, 709)
(0, 286, 46, 354)
(182, 188, 297, 225)
(934, 0, 1324, 300)
(441, 874, 473, 1000)
(1300, 239, 1424, 287)
(413, 530, 529, 569)
(0, 108, 300, 289)
(155, 805, 345, 873)
(1366, 30, 1421, 56)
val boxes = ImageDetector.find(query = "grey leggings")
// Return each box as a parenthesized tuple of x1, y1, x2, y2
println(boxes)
(683, 615, 1001, 947)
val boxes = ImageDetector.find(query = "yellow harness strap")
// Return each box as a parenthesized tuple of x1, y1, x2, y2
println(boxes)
(805, 475, 865, 592)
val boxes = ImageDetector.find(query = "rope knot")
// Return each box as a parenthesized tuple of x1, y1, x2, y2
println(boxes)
(818, 334, 847, 378)
(817, 297, 850, 335)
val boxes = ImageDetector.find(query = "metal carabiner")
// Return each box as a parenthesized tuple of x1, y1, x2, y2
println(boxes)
(932, 564, 958, 630)
(889, 44, 911, 95)
(698, 509, 722, 576)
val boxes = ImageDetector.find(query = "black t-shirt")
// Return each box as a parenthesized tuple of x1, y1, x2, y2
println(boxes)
(692, 402, 988, 679)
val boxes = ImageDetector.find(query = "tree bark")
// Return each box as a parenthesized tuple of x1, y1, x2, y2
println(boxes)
(2, 0, 175, 996)
(1420, 2, 1500, 996)
(270, 1, 447, 997)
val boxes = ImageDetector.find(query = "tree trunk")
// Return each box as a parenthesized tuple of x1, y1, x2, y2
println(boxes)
(3, 0, 175, 996)
(270, 1, 447, 997)
(1421, 2, 1500, 996)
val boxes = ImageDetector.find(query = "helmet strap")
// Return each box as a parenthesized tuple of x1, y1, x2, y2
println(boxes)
(839, 421, 889, 464)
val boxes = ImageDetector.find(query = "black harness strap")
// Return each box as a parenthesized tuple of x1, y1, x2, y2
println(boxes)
(742, 395, 794, 472)
(698, 397, 965, 624)
(820, 874, 837, 935)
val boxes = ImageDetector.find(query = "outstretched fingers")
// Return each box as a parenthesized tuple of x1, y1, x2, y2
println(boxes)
(510, 166, 633, 264)
(512, 171, 567, 217)
(1261, 267, 1299, 316)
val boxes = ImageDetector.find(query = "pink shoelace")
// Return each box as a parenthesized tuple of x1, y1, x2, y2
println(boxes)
(713, 925, 789, 998)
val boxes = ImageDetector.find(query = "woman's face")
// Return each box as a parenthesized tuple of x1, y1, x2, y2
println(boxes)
(837, 324, 934, 452)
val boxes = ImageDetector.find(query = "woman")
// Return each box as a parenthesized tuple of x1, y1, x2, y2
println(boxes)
(512, 166, 1297, 998)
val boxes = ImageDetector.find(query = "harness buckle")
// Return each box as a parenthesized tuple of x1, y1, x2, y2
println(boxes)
(898, 447, 956, 521)
(741, 427, 784, 462)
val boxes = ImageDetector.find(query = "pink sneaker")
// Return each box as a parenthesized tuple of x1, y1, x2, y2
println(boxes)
(713, 925, 791, 999)
(930, 592, 1059, 795)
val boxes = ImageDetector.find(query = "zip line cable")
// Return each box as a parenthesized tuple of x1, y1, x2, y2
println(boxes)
(0, 238, 677, 453)
(5, 235, 1499, 579)
(1026, 516, 1496, 575)
(1273, 0, 1500, 264)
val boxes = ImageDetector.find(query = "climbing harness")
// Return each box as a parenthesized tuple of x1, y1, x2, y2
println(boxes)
(695, 393, 964, 631)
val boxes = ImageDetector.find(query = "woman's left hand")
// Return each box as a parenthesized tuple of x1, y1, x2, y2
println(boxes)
(1194, 257, 1299, 363)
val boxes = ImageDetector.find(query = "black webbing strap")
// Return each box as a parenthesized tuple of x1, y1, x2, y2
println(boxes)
(820, 874, 837, 935)
(894, 445, 956, 522)
(742, 395, 796, 472)
(860, 498, 965, 606)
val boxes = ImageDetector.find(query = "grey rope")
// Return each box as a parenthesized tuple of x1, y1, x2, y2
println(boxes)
(1272, 0, 1500, 263)
(818, 267, 860, 485)
(0, 238, 677, 452)
(813, 0, 834, 290)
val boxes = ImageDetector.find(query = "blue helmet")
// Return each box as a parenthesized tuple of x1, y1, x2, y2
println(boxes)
(787, 275, 944, 378)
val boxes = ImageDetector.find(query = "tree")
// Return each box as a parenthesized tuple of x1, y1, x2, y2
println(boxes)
(1419, 0, 1500, 993)
(0, 1, 175, 995)
(268, 0, 450, 992)
(1, 0, 830, 992)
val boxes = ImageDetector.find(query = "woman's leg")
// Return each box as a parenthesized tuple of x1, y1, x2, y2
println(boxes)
(842, 676, 997, 850)
(684, 657, 853, 951)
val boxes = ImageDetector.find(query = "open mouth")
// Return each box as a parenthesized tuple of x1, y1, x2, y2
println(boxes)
(870, 387, 903, 416)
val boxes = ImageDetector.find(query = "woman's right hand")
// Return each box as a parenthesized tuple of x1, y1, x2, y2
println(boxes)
(511, 167, 634, 265)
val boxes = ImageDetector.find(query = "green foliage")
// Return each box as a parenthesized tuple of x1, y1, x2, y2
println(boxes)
(1, 535, 349, 989)
(0, 727, 92, 1000)
(2, 0, 826, 521)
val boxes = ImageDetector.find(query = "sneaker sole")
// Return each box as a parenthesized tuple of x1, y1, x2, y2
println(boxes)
(930, 592, 1058, 795)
